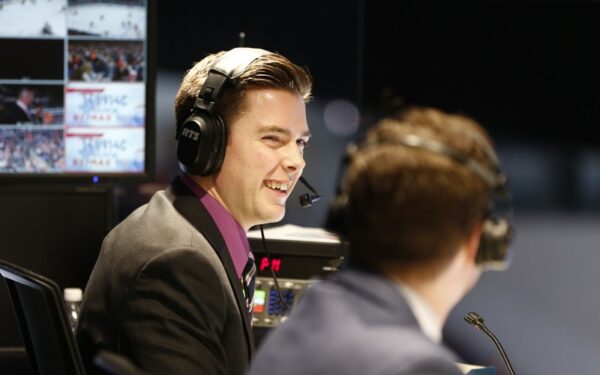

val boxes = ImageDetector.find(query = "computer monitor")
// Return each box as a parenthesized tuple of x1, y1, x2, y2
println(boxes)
(0, 0, 156, 183)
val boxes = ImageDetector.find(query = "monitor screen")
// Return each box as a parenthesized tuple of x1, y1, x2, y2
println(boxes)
(0, 0, 155, 181)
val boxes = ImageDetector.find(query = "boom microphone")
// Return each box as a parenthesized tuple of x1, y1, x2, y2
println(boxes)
(259, 176, 321, 314)
(298, 176, 321, 207)
(464, 312, 516, 375)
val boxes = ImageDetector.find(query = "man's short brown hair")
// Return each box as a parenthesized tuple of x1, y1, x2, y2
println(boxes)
(345, 107, 497, 273)
(174, 50, 313, 130)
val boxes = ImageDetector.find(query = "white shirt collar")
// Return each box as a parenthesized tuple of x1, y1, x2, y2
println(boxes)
(396, 281, 442, 344)
(16, 100, 29, 114)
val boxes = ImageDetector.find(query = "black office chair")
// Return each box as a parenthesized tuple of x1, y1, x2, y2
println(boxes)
(0, 259, 86, 375)
(0, 259, 149, 375)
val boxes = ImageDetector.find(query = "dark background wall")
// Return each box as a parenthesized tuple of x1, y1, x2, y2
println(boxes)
(153, 0, 600, 216)
(150, 2, 600, 374)
(2, 1, 600, 374)
(149, 2, 600, 373)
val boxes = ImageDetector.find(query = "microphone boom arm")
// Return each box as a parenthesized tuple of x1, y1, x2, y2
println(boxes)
(464, 312, 516, 375)
(298, 176, 321, 208)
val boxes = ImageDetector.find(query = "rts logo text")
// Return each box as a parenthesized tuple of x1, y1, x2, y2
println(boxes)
(181, 128, 200, 141)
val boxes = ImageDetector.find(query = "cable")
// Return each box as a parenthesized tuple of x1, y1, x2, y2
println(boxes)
(259, 225, 289, 314)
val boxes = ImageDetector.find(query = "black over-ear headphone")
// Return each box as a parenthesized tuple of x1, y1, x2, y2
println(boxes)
(324, 131, 515, 271)
(176, 47, 269, 176)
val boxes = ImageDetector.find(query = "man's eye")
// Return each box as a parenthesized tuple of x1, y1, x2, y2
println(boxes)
(263, 135, 281, 143)
(297, 139, 309, 149)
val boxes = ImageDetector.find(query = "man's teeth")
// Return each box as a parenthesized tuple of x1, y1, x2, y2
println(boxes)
(265, 181, 289, 192)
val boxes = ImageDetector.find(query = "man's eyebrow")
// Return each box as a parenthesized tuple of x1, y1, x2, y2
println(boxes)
(259, 125, 312, 138)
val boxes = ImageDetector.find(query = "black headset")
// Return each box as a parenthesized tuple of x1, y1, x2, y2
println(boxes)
(325, 130, 515, 271)
(176, 47, 269, 176)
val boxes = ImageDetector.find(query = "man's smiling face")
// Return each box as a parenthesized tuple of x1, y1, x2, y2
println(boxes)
(210, 88, 310, 230)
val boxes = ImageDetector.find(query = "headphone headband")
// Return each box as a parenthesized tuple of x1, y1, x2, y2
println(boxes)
(211, 47, 270, 78)
(195, 47, 270, 114)
(359, 134, 504, 188)
(325, 126, 514, 272)
(177, 47, 271, 176)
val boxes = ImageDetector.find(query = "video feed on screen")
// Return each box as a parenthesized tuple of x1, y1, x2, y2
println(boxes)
(65, 82, 145, 127)
(68, 40, 144, 82)
(0, 0, 68, 37)
(0, 0, 149, 177)
(67, 0, 146, 38)
(65, 126, 144, 172)
(0, 84, 64, 125)
(0, 39, 64, 80)
(0, 127, 65, 172)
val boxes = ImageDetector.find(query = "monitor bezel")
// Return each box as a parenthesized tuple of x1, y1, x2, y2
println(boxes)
(0, 0, 157, 185)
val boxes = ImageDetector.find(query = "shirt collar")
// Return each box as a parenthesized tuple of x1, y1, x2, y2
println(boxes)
(396, 281, 442, 344)
(180, 173, 250, 278)
(16, 100, 30, 116)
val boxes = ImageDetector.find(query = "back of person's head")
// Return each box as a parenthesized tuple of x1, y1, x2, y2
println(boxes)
(345, 106, 497, 275)
(174, 49, 312, 132)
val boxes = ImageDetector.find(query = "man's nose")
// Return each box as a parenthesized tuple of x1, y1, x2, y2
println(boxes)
(282, 143, 306, 173)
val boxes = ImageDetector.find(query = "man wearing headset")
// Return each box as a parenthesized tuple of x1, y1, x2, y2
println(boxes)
(77, 48, 313, 374)
(247, 107, 513, 374)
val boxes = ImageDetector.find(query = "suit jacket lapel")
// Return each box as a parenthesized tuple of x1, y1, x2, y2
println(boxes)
(170, 176, 256, 357)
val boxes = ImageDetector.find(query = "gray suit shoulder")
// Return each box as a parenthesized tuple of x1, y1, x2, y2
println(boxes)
(248, 271, 462, 375)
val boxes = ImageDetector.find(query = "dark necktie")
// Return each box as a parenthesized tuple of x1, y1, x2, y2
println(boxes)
(241, 251, 256, 321)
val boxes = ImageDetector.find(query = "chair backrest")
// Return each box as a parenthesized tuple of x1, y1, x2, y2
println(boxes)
(0, 259, 86, 375)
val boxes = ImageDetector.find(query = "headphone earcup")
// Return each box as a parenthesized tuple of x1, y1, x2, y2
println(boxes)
(476, 216, 514, 270)
(176, 111, 227, 176)
(324, 193, 351, 238)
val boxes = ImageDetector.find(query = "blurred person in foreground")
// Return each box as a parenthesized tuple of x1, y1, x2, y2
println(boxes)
(247, 106, 513, 375)
(77, 47, 313, 375)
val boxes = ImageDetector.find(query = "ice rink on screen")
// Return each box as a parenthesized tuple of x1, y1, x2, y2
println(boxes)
(68, 1, 145, 39)
(0, 0, 67, 37)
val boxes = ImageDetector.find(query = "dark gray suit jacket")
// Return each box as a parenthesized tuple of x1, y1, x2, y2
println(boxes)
(0, 102, 34, 124)
(247, 267, 463, 375)
(77, 177, 254, 375)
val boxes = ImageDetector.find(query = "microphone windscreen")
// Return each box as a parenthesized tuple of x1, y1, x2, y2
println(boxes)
(299, 193, 312, 208)
(464, 312, 484, 329)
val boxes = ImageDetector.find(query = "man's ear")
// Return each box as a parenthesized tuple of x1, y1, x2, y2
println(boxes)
(466, 222, 483, 264)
